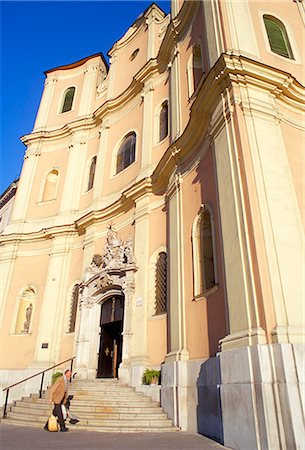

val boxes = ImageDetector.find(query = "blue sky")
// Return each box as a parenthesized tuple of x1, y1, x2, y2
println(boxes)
(0, 1, 170, 194)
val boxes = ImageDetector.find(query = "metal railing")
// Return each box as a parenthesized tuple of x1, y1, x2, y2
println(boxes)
(2, 356, 75, 419)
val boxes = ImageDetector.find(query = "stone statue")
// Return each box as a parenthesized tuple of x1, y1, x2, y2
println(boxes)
(124, 237, 135, 264)
(101, 226, 125, 269)
(23, 303, 33, 333)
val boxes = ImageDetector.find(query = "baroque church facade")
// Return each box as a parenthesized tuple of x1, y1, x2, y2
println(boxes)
(0, 1, 304, 449)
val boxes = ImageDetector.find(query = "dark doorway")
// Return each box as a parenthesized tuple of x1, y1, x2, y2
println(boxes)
(97, 296, 124, 378)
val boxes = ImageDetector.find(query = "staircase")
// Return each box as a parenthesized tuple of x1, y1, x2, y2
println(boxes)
(2, 379, 179, 432)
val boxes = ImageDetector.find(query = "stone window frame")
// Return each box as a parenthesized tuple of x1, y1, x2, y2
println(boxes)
(187, 40, 205, 98)
(259, 10, 302, 65)
(153, 98, 169, 146)
(111, 130, 138, 177)
(65, 282, 81, 334)
(192, 204, 218, 300)
(39, 167, 60, 203)
(148, 247, 168, 318)
(86, 155, 97, 192)
(59, 86, 76, 114)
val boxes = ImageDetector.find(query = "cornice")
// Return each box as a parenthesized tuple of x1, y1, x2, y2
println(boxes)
(44, 53, 108, 75)
(0, 224, 78, 245)
(75, 177, 153, 231)
(152, 53, 305, 191)
(21, 116, 98, 146)
(11, 53, 305, 239)
(221, 53, 305, 111)
(22, 59, 161, 146)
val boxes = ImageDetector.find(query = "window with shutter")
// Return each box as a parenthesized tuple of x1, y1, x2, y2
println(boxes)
(68, 284, 79, 333)
(199, 208, 215, 293)
(155, 252, 167, 315)
(116, 133, 136, 174)
(263, 15, 294, 59)
(87, 156, 97, 191)
(159, 101, 169, 142)
(61, 87, 75, 113)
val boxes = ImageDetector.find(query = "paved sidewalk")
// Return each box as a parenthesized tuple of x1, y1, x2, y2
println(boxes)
(0, 423, 231, 450)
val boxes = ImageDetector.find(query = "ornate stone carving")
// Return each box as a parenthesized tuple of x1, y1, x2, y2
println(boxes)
(97, 273, 113, 289)
(79, 295, 95, 309)
(100, 226, 135, 269)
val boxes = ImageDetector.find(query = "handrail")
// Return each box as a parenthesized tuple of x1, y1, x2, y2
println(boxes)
(2, 356, 75, 419)
(3, 357, 75, 391)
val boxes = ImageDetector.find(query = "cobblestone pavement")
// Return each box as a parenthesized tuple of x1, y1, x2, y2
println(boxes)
(0, 423, 232, 450)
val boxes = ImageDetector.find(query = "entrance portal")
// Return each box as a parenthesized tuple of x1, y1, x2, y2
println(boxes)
(97, 296, 124, 378)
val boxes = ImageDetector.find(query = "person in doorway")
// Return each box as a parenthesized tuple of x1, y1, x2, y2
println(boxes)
(44, 369, 72, 432)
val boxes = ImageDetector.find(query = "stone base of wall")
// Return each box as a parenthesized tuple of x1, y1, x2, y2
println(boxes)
(160, 357, 223, 441)
(220, 343, 305, 450)
(161, 343, 305, 450)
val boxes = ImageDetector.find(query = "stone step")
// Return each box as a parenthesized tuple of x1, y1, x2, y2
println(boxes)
(19, 398, 160, 408)
(8, 411, 172, 428)
(12, 404, 165, 416)
(1, 378, 177, 433)
(20, 398, 157, 407)
(3, 418, 179, 433)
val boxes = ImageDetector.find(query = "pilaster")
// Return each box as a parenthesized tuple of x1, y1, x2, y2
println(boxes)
(169, 45, 182, 141)
(131, 195, 151, 367)
(9, 145, 41, 224)
(106, 51, 117, 100)
(92, 121, 110, 203)
(241, 98, 305, 344)
(212, 93, 267, 350)
(78, 63, 99, 117)
(34, 233, 74, 364)
(165, 173, 189, 363)
(59, 132, 88, 213)
(140, 83, 154, 172)
(33, 76, 58, 130)
(0, 242, 18, 330)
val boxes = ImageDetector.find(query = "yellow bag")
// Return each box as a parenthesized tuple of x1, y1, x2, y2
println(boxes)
(48, 414, 59, 432)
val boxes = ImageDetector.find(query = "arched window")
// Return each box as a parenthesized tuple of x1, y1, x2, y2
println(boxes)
(68, 284, 79, 333)
(116, 132, 136, 174)
(42, 169, 59, 202)
(14, 287, 36, 334)
(87, 156, 97, 191)
(193, 205, 217, 297)
(154, 252, 167, 315)
(187, 43, 204, 97)
(61, 87, 75, 113)
(159, 101, 169, 142)
(263, 15, 294, 59)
